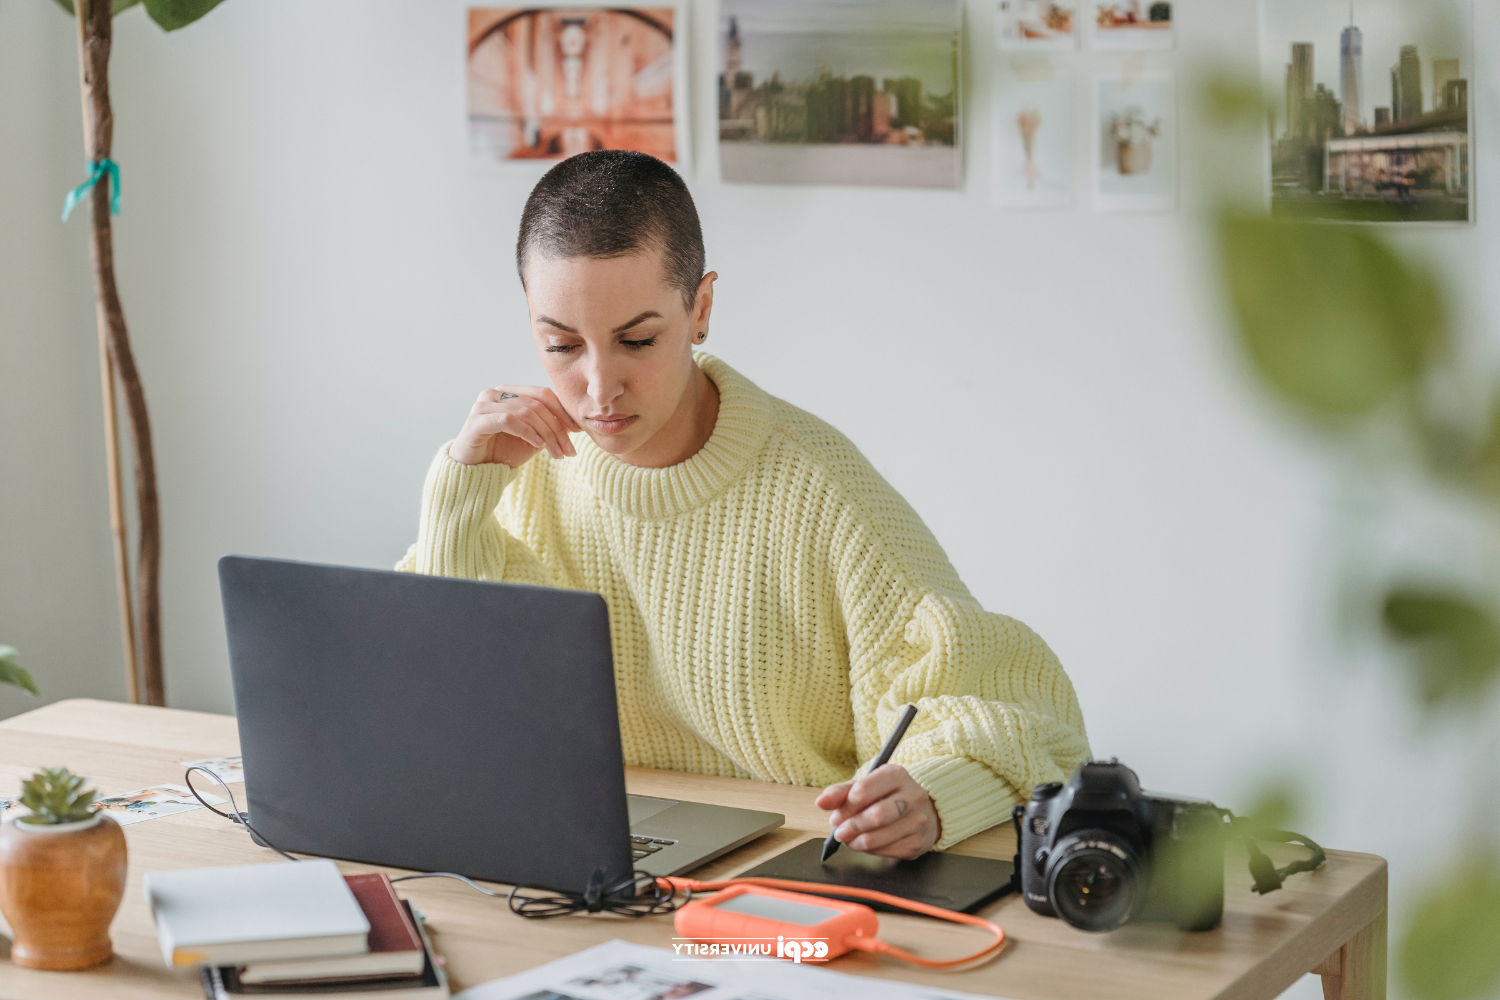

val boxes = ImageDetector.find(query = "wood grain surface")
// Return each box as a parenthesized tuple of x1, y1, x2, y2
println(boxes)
(0, 700, 1387, 1000)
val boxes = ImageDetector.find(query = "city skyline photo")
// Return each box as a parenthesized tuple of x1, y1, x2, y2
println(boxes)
(1259, 0, 1472, 222)
(718, 0, 961, 188)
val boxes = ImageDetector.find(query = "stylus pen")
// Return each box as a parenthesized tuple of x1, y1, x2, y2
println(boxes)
(822, 703, 920, 862)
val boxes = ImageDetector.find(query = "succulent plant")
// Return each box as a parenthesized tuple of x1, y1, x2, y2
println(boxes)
(18, 768, 97, 825)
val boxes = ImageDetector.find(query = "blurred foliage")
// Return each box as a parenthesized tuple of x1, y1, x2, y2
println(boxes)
(1241, 781, 1301, 833)
(1200, 77, 1271, 131)
(0, 647, 39, 697)
(1217, 215, 1447, 419)
(1383, 590, 1500, 707)
(50, 0, 224, 31)
(1398, 853, 1500, 1000)
(1204, 57, 1500, 1000)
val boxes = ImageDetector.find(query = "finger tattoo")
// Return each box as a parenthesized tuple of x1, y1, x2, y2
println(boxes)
(895, 799, 909, 818)
(498, 391, 518, 400)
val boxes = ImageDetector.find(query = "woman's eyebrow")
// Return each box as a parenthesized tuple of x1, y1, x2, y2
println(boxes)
(613, 311, 662, 333)
(536, 315, 578, 332)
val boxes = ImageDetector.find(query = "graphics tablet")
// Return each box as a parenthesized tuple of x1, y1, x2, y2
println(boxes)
(735, 838, 1014, 914)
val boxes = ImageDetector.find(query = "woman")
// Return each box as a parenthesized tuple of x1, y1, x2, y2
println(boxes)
(400, 150, 1089, 859)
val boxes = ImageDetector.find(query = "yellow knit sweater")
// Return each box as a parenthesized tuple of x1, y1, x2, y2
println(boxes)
(398, 354, 1089, 848)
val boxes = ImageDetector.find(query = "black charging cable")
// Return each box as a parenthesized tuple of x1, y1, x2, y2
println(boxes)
(184, 767, 684, 920)
(185, 766, 300, 863)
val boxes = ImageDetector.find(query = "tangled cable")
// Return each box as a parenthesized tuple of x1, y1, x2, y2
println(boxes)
(506, 868, 683, 919)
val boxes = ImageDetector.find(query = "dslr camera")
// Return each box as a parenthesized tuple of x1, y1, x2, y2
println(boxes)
(1015, 758, 1225, 933)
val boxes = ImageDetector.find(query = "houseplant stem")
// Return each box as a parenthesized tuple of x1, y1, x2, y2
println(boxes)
(74, 0, 163, 706)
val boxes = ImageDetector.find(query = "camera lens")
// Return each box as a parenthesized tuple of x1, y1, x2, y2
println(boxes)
(1045, 831, 1142, 932)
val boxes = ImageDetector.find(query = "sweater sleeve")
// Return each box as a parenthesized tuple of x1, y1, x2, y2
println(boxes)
(394, 443, 559, 587)
(841, 547, 1091, 851)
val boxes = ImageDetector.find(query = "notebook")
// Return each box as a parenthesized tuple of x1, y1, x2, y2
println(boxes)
(146, 859, 370, 967)
(203, 902, 447, 1000)
(240, 874, 425, 983)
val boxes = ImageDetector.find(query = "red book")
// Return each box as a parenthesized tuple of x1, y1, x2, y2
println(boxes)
(238, 875, 424, 984)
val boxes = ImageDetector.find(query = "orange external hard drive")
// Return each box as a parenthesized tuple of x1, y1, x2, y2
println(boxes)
(673, 883, 879, 963)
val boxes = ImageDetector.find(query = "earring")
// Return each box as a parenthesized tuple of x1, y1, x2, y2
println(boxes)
(696, 330, 708, 343)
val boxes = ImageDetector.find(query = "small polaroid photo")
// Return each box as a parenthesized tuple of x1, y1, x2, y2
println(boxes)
(92, 783, 224, 827)
(1093, 71, 1176, 212)
(1091, 0, 1174, 50)
(0, 796, 27, 820)
(993, 57, 1074, 208)
(180, 755, 245, 784)
(997, 0, 1078, 51)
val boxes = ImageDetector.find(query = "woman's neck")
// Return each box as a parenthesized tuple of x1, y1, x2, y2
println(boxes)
(619, 365, 720, 470)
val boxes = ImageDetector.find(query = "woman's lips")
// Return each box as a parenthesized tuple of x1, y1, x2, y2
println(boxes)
(585, 414, 638, 435)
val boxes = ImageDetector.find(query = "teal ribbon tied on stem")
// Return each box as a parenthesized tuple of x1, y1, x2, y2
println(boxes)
(61, 157, 121, 222)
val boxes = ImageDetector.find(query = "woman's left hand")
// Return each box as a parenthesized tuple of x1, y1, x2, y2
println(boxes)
(815, 764, 940, 860)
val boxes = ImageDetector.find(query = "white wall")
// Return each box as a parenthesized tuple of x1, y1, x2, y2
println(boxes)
(4, 2, 1498, 997)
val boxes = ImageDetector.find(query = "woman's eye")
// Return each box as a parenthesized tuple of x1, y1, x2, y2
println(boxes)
(544, 344, 578, 354)
(621, 337, 657, 349)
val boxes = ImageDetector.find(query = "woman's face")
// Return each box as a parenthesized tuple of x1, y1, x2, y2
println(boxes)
(523, 249, 715, 463)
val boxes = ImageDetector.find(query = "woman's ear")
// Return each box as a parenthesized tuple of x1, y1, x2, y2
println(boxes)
(693, 271, 718, 343)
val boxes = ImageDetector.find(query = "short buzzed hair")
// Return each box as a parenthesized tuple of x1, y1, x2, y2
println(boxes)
(517, 151, 705, 312)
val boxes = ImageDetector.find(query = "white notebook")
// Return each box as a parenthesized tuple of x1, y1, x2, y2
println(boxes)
(144, 859, 370, 968)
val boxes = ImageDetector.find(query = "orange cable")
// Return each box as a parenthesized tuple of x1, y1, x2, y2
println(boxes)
(660, 875, 1006, 970)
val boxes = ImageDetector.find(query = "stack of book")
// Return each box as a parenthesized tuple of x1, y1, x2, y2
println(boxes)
(144, 859, 447, 999)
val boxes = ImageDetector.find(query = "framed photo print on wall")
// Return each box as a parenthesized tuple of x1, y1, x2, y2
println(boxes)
(997, 0, 1079, 51)
(1260, 0, 1472, 223)
(993, 57, 1074, 208)
(1093, 71, 1177, 211)
(717, 0, 962, 189)
(466, 4, 689, 166)
(1091, 1, 1174, 50)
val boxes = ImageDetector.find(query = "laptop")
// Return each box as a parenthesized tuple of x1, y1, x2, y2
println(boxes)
(217, 555, 783, 895)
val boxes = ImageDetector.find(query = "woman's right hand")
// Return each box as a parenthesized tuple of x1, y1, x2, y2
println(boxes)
(449, 386, 581, 467)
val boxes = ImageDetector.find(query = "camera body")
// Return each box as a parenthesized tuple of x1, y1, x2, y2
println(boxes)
(1015, 759, 1225, 933)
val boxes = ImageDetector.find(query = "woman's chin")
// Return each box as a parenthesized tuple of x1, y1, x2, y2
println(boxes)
(588, 429, 645, 458)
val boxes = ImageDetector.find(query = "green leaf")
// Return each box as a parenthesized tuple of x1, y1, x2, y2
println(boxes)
(0, 647, 39, 697)
(1470, 392, 1500, 502)
(141, 0, 226, 31)
(1399, 853, 1500, 1000)
(1241, 782, 1300, 832)
(1383, 589, 1500, 706)
(1216, 213, 1447, 419)
(50, 0, 144, 16)
(1201, 76, 1268, 129)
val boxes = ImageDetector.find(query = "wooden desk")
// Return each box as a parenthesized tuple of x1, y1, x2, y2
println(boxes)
(0, 700, 1386, 1000)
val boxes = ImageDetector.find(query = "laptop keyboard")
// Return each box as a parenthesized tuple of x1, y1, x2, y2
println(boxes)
(631, 835, 677, 861)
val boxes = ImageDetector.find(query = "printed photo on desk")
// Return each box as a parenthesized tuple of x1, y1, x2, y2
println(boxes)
(466, 4, 686, 164)
(93, 783, 225, 826)
(1091, 1, 1173, 50)
(1093, 72, 1176, 212)
(1260, 0, 1472, 223)
(996, 0, 1078, 50)
(992, 57, 1074, 208)
(717, 0, 961, 188)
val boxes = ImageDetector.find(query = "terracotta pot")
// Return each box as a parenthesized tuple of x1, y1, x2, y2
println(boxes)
(1118, 139, 1154, 175)
(0, 814, 127, 970)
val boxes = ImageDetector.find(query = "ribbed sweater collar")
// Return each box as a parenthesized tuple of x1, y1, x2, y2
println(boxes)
(574, 353, 772, 520)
